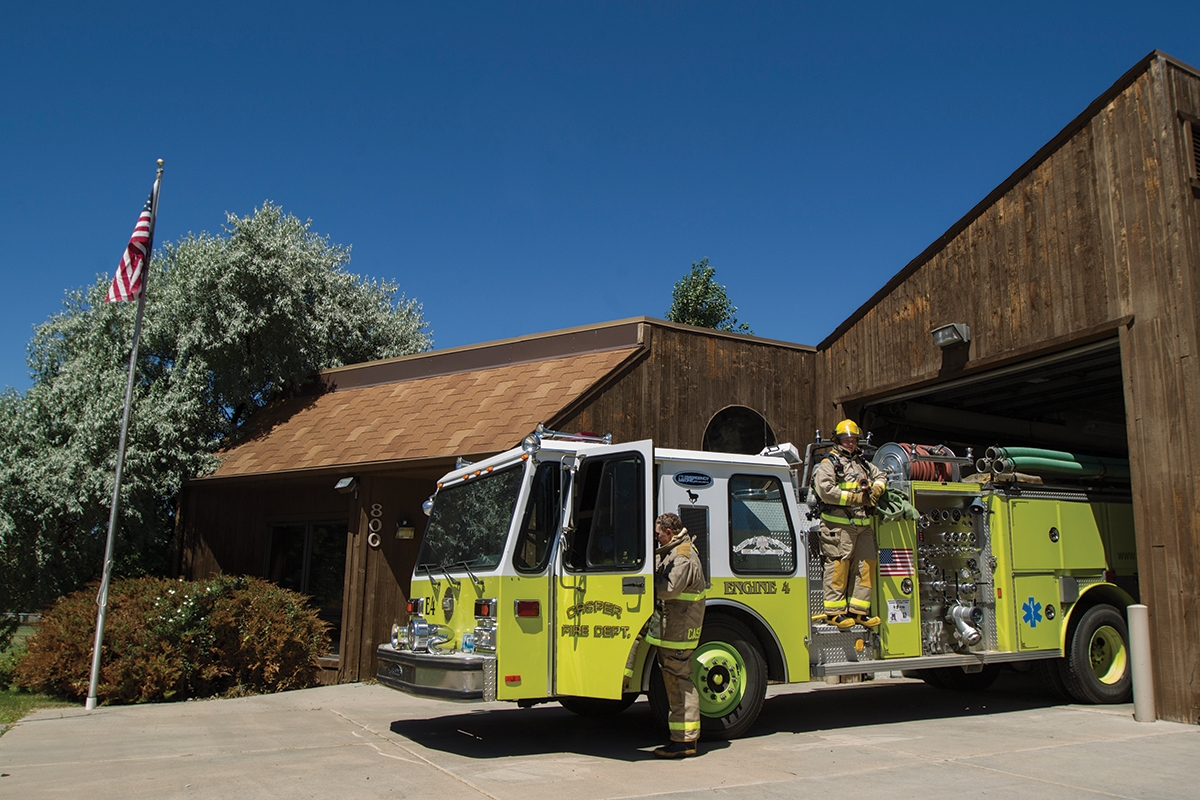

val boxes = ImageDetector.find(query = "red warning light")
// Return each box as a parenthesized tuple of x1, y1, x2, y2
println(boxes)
(514, 600, 540, 618)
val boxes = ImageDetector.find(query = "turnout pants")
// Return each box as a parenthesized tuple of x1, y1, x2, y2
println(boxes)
(818, 522, 876, 617)
(657, 647, 700, 742)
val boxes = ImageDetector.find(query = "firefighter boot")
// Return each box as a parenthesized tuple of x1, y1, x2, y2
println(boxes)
(654, 741, 698, 759)
(830, 614, 858, 630)
(854, 613, 881, 628)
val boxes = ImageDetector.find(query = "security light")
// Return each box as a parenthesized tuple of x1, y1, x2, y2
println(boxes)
(334, 476, 357, 494)
(932, 323, 971, 348)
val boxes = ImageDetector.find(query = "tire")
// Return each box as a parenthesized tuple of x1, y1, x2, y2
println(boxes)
(558, 694, 638, 717)
(1061, 604, 1132, 704)
(1033, 658, 1072, 701)
(649, 617, 767, 740)
(921, 664, 1001, 692)
(914, 668, 948, 689)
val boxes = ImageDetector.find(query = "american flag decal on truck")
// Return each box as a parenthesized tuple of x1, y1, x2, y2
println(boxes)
(878, 548, 914, 576)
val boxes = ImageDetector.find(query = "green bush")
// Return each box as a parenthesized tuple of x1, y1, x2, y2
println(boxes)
(0, 643, 24, 691)
(15, 576, 329, 704)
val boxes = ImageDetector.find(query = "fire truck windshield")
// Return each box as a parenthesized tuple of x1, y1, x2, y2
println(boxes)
(418, 464, 525, 572)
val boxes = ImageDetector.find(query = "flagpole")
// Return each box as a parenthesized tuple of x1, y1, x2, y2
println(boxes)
(86, 159, 163, 711)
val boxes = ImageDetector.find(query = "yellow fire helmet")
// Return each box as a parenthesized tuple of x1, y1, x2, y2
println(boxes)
(833, 419, 862, 439)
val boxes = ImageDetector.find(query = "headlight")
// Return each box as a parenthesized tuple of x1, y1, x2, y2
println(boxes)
(474, 624, 496, 652)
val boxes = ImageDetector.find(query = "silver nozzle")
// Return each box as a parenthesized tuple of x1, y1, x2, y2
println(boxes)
(947, 603, 984, 646)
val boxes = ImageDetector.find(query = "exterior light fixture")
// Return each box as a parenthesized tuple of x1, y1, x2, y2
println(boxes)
(521, 431, 541, 455)
(334, 476, 357, 494)
(931, 323, 971, 348)
(396, 519, 416, 540)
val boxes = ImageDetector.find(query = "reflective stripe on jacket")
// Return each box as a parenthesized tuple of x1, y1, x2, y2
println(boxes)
(814, 447, 886, 525)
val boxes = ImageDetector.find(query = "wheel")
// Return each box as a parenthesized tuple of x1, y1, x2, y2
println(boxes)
(558, 694, 638, 717)
(1061, 604, 1132, 704)
(649, 617, 767, 740)
(913, 668, 948, 689)
(1033, 658, 1072, 701)
(921, 664, 1000, 691)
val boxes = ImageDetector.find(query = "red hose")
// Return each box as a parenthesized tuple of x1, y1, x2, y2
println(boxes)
(901, 443, 955, 482)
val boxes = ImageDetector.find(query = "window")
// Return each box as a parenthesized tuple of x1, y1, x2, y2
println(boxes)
(1183, 113, 1200, 190)
(565, 453, 645, 571)
(728, 475, 796, 575)
(266, 520, 349, 654)
(513, 463, 562, 573)
(420, 465, 524, 571)
(677, 504, 711, 585)
(703, 406, 777, 454)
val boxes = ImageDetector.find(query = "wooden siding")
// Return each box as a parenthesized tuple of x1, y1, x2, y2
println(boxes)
(177, 472, 436, 684)
(1114, 59, 1200, 725)
(177, 479, 352, 581)
(555, 323, 817, 451)
(339, 475, 436, 683)
(817, 56, 1200, 723)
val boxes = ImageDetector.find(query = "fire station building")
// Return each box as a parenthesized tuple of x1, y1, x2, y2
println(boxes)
(177, 50, 1200, 724)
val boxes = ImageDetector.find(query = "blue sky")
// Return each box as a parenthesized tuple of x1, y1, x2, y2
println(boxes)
(3, 3, 1198, 392)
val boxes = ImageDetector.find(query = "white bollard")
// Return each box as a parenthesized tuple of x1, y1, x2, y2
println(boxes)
(1127, 604, 1156, 723)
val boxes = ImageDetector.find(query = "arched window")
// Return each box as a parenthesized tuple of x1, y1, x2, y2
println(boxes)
(703, 406, 776, 455)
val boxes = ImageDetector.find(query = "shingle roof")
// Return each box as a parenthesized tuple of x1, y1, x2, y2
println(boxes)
(204, 347, 641, 478)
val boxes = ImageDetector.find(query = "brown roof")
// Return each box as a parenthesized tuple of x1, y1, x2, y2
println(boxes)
(206, 347, 641, 479)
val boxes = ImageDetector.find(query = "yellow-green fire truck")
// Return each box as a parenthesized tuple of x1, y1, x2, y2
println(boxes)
(376, 426, 1137, 739)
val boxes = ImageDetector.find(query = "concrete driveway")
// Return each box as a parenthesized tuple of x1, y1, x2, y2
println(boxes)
(1, 673, 1197, 799)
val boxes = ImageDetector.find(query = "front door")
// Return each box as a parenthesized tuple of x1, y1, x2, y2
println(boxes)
(553, 441, 655, 699)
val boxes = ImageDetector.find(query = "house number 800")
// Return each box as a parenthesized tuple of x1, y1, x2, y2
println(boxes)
(367, 503, 384, 547)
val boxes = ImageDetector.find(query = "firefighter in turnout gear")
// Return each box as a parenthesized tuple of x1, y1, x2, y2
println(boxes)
(812, 420, 888, 629)
(646, 513, 706, 758)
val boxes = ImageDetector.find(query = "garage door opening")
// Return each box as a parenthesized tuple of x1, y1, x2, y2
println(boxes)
(859, 339, 1128, 463)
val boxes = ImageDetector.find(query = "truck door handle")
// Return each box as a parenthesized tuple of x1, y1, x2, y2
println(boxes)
(623, 577, 645, 595)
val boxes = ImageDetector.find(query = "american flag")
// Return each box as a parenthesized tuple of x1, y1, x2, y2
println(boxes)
(105, 179, 159, 303)
(878, 547, 914, 576)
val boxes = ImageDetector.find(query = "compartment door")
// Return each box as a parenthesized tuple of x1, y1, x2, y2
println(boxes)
(1014, 575, 1063, 651)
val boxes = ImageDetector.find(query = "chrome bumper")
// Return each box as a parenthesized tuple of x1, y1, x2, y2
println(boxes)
(375, 644, 497, 701)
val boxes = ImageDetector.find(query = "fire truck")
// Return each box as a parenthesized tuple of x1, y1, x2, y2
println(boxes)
(376, 425, 1137, 739)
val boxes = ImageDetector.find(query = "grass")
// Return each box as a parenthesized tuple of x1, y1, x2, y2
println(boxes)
(0, 688, 74, 732)
(1, 621, 73, 735)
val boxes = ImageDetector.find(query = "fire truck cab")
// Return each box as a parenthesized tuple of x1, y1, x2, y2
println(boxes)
(376, 425, 1136, 739)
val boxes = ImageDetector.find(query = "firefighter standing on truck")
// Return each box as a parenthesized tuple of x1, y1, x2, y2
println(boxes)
(813, 420, 887, 629)
(646, 512, 706, 758)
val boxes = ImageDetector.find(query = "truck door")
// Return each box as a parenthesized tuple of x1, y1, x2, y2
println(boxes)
(554, 440, 655, 699)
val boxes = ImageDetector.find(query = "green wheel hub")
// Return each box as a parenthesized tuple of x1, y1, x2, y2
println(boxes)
(692, 640, 747, 717)
(1089, 624, 1128, 685)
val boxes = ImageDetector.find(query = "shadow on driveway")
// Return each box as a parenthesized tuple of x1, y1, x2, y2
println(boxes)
(390, 700, 725, 762)
(389, 670, 1067, 759)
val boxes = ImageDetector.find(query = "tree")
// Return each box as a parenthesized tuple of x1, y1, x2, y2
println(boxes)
(0, 202, 431, 614)
(664, 258, 751, 333)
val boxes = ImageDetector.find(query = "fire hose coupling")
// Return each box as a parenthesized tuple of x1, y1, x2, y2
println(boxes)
(946, 603, 984, 646)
